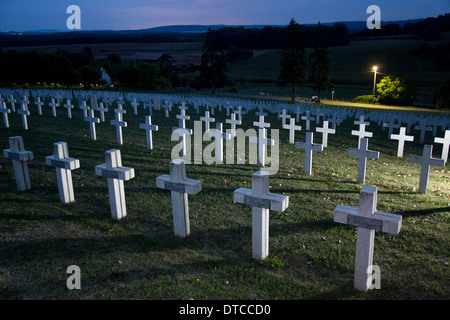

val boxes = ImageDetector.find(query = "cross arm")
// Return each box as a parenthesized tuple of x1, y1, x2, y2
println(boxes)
(156, 174, 202, 194)
(234, 187, 289, 212)
(45, 156, 80, 170)
(334, 205, 402, 234)
(95, 164, 135, 181)
(3, 149, 34, 161)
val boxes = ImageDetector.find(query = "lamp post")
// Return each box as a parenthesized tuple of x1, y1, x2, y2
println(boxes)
(372, 66, 378, 101)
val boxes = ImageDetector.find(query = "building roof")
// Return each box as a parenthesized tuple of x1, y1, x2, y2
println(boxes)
(130, 52, 173, 62)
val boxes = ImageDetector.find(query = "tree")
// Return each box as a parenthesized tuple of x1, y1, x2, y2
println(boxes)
(278, 19, 307, 101)
(377, 74, 417, 106)
(435, 76, 450, 109)
(200, 28, 228, 93)
(309, 22, 334, 102)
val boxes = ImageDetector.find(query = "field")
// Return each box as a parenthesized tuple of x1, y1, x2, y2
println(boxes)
(227, 40, 450, 104)
(0, 94, 449, 300)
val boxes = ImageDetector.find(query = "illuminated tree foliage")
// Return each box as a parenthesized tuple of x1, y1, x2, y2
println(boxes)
(376, 74, 417, 106)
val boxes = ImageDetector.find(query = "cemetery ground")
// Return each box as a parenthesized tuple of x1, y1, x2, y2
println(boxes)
(0, 95, 448, 300)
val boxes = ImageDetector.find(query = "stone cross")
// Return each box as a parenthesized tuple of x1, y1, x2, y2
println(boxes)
(156, 159, 202, 238)
(283, 118, 302, 144)
(206, 122, 232, 164)
(17, 102, 30, 130)
(139, 115, 159, 150)
(35, 97, 44, 115)
(173, 109, 192, 157)
(49, 98, 59, 117)
(382, 118, 400, 137)
(225, 112, 241, 137)
(315, 120, 335, 148)
(278, 108, 291, 127)
(110, 109, 127, 145)
(131, 98, 140, 115)
(200, 110, 215, 132)
(301, 111, 315, 131)
(434, 129, 450, 164)
(348, 138, 380, 184)
(250, 116, 275, 167)
(95, 149, 135, 220)
(45, 142, 80, 204)
(234, 171, 289, 260)
(63, 99, 74, 119)
(79, 101, 90, 118)
(7, 95, 16, 112)
(414, 119, 432, 144)
(0, 101, 11, 128)
(408, 144, 445, 194)
(389, 127, 414, 157)
(84, 109, 100, 140)
(3, 136, 34, 191)
(96, 102, 108, 122)
(352, 116, 373, 148)
(334, 186, 402, 292)
(295, 132, 323, 175)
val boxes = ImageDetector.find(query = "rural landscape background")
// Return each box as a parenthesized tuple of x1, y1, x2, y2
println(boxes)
(0, 8, 449, 303)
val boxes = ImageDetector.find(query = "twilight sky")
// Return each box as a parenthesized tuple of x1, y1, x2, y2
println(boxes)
(0, 0, 449, 32)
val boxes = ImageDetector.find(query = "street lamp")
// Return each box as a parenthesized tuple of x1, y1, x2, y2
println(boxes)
(372, 66, 378, 100)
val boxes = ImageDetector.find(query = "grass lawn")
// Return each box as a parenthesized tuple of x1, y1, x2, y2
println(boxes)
(0, 92, 449, 300)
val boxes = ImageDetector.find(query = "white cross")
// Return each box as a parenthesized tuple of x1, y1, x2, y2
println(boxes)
(79, 101, 90, 118)
(295, 132, 323, 175)
(414, 119, 432, 144)
(352, 118, 373, 148)
(131, 98, 140, 115)
(49, 98, 59, 117)
(139, 115, 159, 150)
(408, 144, 445, 194)
(200, 110, 215, 132)
(205, 122, 232, 164)
(84, 109, 100, 141)
(3, 136, 34, 191)
(156, 159, 202, 238)
(348, 138, 380, 184)
(0, 101, 11, 128)
(163, 101, 171, 118)
(234, 105, 246, 121)
(301, 111, 315, 131)
(334, 186, 402, 292)
(315, 120, 335, 148)
(95, 149, 135, 220)
(17, 102, 30, 130)
(35, 97, 44, 115)
(382, 118, 400, 137)
(96, 102, 108, 122)
(253, 115, 270, 130)
(225, 112, 242, 137)
(249, 125, 275, 167)
(45, 142, 80, 204)
(283, 118, 302, 144)
(7, 95, 16, 112)
(110, 109, 127, 145)
(234, 171, 289, 259)
(172, 109, 192, 157)
(63, 99, 74, 119)
(389, 127, 414, 157)
(434, 129, 450, 164)
(278, 108, 291, 127)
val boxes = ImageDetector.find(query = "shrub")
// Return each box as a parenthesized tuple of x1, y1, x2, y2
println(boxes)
(376, 74, 417, 106)
(352, 95, 377, 104)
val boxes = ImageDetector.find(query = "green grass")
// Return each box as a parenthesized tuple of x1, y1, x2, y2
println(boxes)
(0, 94, 449, 300)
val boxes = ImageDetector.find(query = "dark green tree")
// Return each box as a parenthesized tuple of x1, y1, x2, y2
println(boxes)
(435, 76, 450, 109)
(278, 19, 307, 101)
(309, 22, 334, 102)
(377, 74, 417, 106)
(200, 28, 228, 93)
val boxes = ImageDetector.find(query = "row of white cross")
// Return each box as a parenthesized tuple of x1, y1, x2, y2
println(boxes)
(2, 95, 449, 166)
(2, 133, 447, 292)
